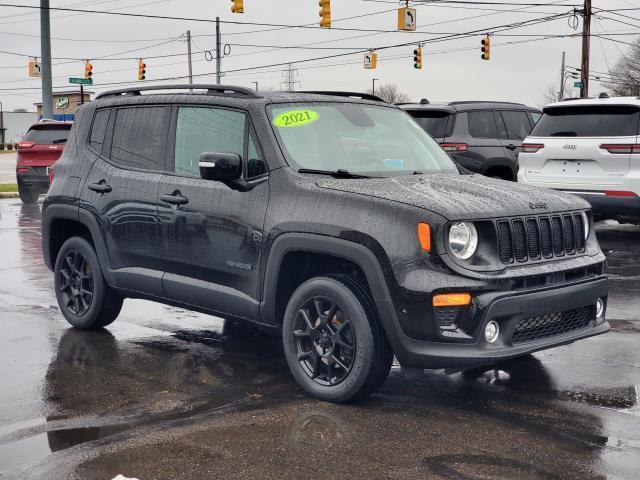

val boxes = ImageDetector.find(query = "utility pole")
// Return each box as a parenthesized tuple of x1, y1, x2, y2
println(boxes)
(215, 17, 222, 85)
(580, 0, 591, 98)
(252, 81, 258, 91)
(559, 51, 566, 101)
(0, 101, 5, 146)
(280, 64, 299, 91)
(40, 0, 53, 119)
(372, 78, 379, 95)
(186, 30, 193, 85)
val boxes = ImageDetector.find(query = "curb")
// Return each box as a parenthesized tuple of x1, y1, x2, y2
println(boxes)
(0, 192, 19, 198)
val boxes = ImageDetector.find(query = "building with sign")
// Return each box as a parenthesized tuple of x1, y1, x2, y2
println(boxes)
(34, 90, 92, 121)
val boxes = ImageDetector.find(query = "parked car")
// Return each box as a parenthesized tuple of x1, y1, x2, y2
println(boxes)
(518, 96, 639, 223)
(16, 120, 72, 204)
(43, 85, 608, 403)
(401, 101, 541, 181)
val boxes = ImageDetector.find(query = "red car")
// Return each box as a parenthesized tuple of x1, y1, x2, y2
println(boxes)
(16, 121, 72, 204)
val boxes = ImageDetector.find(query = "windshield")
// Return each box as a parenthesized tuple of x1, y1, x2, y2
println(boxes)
(23, 125, 71, 144)
(531, 106, 640, 137)
(268, 102, 457, 176)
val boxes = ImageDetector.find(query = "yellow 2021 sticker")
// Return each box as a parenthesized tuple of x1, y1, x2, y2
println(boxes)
(273, 109, 319, 128)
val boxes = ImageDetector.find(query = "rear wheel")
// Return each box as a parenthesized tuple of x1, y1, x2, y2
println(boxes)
(282, 276, 393, 403)
(54, 237, 123, 329)
(18, 184, 39, 204)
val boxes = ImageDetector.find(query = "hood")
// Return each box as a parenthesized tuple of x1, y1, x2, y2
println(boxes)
(316, 174, 590, 221)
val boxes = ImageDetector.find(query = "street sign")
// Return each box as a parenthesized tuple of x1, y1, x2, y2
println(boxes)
(364, 51, 377, 69)
(69, 77, 93, 85)
(28, 61, 42, 78)
(398, 7, 416, 31)
(574, 81, 583, 88)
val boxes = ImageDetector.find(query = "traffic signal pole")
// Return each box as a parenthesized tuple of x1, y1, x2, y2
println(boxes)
(187, 30, 193, 86)
(40, 0, 53, 119)
(559, 51, 565, 101)
(580, 0, 591, 98)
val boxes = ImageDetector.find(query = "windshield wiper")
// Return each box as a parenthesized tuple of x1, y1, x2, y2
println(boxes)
(52, 139, 67, 144)
(549, 131, 578, 137)
(297, 168, 370, 179)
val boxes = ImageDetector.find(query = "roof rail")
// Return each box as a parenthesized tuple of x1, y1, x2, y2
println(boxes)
(299, 91, 386, 103)
(448, 100, 525, 106)
(95, 84, 260, 100)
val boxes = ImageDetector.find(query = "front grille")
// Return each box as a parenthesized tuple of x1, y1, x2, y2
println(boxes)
(511, 305, 595, 344)
(496, 214, 586, 264)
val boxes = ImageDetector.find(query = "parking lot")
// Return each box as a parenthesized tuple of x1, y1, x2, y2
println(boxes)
(0, 197, 639, 479)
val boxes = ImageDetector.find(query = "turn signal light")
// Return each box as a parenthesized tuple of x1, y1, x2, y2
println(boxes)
(440, 143, 467, 152)
(520, 143, 544, 153)
(417, 222, 431, 252)
(600, 144, 640, 154)
(433, 292, 472, 307)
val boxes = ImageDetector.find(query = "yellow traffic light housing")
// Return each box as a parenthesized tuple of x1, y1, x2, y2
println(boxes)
(231, 0, 243, 14)
(398, 6, 417, 31)
(364, 51, 377, 70)
(138, 59, 146, 81)
(413, 47, 422, 69)
(319, 0, 331, 28)
(84, 61, 93, 80)
(481, 35, 491, 61)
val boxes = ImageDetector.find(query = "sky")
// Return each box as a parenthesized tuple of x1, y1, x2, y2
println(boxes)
(0, 0, 637, 111)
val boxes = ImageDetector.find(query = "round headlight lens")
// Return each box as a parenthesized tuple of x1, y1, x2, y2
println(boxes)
(581, 212, 590, 241)
(449, 222, 478, 260)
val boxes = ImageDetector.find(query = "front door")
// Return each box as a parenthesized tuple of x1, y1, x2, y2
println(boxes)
(158, 106, 269, 320)
(496, 110, 534, 176)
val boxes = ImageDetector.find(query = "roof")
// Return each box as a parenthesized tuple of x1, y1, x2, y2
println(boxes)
(544, 96, 640, 109)
(399, 100, 538, 112)
(92, 84, 391, 107)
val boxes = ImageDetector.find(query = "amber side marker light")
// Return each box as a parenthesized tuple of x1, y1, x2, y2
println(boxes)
(433, 292, 472, 307)
(417, 223, 431, 252)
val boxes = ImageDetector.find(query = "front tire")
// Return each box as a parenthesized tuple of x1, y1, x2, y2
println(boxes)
(18, 184, 39, 204)
(54, 237, 123, 329)
(282, 276, 393, 403)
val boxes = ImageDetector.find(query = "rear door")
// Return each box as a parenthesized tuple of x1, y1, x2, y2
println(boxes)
(523, 105, 639, 186)
(496, 109, 533, 167)
(462, 110, 505, 174)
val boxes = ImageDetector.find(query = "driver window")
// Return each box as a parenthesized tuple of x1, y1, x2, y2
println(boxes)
(174, 107, 245, 177)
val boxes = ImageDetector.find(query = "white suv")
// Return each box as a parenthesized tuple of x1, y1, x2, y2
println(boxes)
(518, 96, 640, 223)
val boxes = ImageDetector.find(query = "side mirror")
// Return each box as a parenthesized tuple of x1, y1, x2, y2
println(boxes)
(199, 152, 242, 182)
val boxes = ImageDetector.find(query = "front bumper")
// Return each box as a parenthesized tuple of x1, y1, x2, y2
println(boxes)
(389, 277, 609, 370)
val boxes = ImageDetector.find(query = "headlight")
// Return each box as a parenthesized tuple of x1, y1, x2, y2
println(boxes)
(449, 222, 478, 260)
(581, 212, 590, 240)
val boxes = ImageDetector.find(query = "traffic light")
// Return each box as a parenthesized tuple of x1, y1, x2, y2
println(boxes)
(413, 47, 422, 69)
(364, 51, 377, 70)
(481, 35, 490, 61)
(84, 61, 93, 79)
(319, 0, 331, 28)
(138, 59, 146, 81)
(231, 0, 243, 13)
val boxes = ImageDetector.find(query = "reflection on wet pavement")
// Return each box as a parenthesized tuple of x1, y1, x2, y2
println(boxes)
(0, 198, 639, 479)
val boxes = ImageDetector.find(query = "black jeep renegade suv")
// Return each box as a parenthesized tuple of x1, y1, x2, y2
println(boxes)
(42, 85, 609, 403)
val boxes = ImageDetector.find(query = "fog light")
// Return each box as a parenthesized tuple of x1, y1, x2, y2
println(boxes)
(596, 298, 605, 319)
(484, 321, 499, 344)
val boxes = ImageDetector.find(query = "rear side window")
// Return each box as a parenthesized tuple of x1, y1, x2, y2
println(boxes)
(23, 125, 70, 144)
(499, 111, 532, 140)
(407, 110, 452, 138)
(467, 111, 497, 139)
(110, 107, 171, 170)
(531, 106, 640, 137)
(89, 109, 110, 153)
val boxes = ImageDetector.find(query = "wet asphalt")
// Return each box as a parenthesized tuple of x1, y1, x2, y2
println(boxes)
(0, 198, 639, 480)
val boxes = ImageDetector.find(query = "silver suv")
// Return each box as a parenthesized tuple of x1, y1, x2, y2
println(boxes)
(518, 97, 640, 223)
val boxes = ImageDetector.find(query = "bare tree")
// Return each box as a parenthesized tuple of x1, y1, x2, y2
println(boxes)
(540, 84, 559, 107)
(602, 36, 640, 96)
(370, 83, 411, 104)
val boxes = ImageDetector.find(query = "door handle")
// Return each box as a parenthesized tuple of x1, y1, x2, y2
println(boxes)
(160, 192, 189, 206)
(88, 181, 112, 194)
(506, 144, 518, 151)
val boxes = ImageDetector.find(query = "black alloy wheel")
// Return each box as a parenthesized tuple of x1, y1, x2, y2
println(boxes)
(58, 250, 94, 316)
(293, 296, 356, 386)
